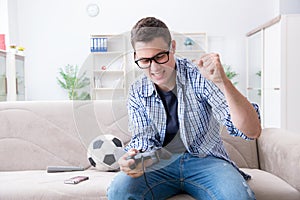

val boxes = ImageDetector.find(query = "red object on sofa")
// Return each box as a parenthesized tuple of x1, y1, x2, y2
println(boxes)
(0, 34, 6, 50)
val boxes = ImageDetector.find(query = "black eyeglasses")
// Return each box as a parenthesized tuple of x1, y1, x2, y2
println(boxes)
(134, 51, 170, 69)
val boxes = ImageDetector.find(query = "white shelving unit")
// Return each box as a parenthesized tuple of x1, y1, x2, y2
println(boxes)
(89, 34, 128, 100)
(88, 32, 207, 100)
(0, 50, 7, 101)
(0, 50, 25, 101)
(173, 32, 207, 63)
(246, 30, 263, 114)
(246, 14, 300, 133)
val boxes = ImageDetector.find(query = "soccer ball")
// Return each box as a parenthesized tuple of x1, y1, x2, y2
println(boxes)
(87, 134, 124, 171)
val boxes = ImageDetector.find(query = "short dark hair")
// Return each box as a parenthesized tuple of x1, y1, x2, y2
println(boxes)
(131, 17, 171, 50)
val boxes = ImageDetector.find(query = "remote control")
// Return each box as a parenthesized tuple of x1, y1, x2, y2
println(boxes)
(127, 151, 159, 170)
(47, 166, 85, 173)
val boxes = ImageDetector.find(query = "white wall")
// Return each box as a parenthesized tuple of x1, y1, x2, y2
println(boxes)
(8, 0, 279, 100)
(0, 0, 9, 45)
(280, 0, 300, 14)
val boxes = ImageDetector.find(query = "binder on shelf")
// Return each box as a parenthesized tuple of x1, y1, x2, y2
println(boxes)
(90, 37, 108, 52)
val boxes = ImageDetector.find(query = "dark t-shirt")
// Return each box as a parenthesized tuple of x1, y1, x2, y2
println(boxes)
(157, 86, 186, 153)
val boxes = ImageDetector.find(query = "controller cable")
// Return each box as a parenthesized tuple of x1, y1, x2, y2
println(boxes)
(142, 156, 155, 200)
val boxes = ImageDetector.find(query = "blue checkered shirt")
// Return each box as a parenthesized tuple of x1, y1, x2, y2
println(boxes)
(125, 57, 260, 179)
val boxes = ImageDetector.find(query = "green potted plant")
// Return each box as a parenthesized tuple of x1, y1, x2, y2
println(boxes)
(256, 70, 261, 96)
(57, 64, 90, 100)
(223, 64, 239, 86)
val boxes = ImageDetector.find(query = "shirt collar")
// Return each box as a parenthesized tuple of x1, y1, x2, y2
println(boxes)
(141, 76, 157, 97)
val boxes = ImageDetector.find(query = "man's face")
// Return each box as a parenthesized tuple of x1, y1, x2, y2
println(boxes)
(134, 37, 176, 91)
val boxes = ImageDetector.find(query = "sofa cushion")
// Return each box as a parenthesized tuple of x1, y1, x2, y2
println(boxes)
(0, 100, 131, 171)
(0, 169, 195, 200)
(258, 128, 300, 192)
(242, 168, 300, 200)
(0, 101, 91, 171)
(0, 169, 114, 200)
(221, 126, 259, 169)
(72, 100, 131, 149)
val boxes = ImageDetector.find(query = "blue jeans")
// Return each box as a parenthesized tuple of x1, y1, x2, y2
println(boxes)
(107, 153, 255, 200)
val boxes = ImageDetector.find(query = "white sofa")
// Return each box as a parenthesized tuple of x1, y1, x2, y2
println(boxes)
(0, 100, 300, 200)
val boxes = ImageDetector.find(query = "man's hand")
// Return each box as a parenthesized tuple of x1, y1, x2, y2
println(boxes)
(118, 148, 153, 178)
(198, 53, 229, 90)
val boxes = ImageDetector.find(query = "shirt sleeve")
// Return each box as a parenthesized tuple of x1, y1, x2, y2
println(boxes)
(223, 102, 261, 140)
(124, 84, 160, 152)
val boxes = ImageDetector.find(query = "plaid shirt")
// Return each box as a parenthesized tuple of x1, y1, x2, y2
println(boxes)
(125, 57, 259, 179)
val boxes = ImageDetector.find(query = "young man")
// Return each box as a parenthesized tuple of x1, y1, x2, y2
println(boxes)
(107, 17, 261, 200)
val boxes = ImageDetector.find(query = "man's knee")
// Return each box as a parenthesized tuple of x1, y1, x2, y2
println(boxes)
(215, 179, 256, 200)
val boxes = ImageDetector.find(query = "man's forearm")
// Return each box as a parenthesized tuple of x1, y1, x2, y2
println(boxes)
(220, 79, 261, 138)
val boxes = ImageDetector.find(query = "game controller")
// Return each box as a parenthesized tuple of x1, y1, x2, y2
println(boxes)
(127, 151, 159, 170)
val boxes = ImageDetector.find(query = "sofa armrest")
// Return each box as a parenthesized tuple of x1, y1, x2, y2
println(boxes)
(257, 128, 300, 191)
